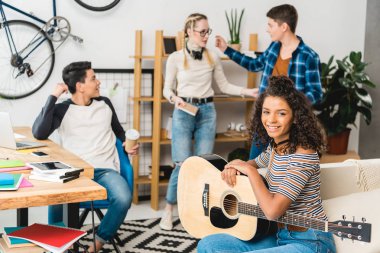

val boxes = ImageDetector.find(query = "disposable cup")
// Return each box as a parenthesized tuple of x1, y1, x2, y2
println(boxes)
(125, 129, 140, 151)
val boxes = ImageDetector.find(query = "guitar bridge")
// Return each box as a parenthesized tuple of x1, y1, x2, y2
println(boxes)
(202, 184, 209, 216)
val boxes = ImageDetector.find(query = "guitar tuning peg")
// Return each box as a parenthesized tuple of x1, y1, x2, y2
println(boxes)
(362, 217, 366, 223)
(342, 215, 346, 220)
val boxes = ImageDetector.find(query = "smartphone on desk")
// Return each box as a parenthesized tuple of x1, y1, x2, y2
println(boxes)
(31, 151, 49, 157)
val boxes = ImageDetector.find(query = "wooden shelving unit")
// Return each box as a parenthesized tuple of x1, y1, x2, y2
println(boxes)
(131, 30, 258, 210)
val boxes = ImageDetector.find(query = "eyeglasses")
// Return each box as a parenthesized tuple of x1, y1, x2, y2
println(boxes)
(193, 28, 212, 37)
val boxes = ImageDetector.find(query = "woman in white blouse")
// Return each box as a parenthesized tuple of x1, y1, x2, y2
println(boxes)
(160, 13, 257, 230)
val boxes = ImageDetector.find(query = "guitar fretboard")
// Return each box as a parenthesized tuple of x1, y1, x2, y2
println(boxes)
(238, 202, 327, 231)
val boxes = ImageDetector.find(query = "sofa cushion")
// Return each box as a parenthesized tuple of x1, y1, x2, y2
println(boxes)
(323, 188, 380, 253)
(345, 159, 380, 191)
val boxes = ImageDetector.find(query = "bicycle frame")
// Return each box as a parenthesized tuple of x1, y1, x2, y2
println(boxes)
(0, 0, 57, 25)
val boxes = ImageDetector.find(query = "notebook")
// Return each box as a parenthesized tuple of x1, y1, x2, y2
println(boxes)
(178, 103, 199, 116)
(0, 112, 47, 150)
(7, 223, 86, 253)
(0, 174, 23, 191)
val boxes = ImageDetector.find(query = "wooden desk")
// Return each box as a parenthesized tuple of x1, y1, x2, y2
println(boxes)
(0, 127, 94, 178)
(0, 127, 106, 228)
(320, 150, 360, 163)
(0, 177, 106, 227)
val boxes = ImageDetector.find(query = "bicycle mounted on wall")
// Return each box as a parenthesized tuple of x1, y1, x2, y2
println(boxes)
(0, 0, 120, 99)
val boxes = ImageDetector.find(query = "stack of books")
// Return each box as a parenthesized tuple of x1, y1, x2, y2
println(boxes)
(0, 159, 32, 174)
(0, 173, 23, 191)
(4, 223, 86, 253)
(27, 161, 83, 183)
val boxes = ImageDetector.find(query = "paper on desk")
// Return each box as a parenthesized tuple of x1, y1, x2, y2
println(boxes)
(20, 178, 33, 188)
(14, 133, 26, 139)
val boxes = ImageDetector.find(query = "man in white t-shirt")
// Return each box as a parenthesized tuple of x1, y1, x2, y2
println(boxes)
(33, 61, 138, 252)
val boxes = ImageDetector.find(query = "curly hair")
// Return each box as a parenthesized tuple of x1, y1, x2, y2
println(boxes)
(249, 76, 326, 154)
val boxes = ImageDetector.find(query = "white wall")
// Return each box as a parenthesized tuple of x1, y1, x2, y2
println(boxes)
(1, 0, 367, 153)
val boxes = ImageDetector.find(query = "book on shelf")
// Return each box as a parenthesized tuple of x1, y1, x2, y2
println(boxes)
(7, 223, 86, 253)
(0, 174, 23, 191)
(0, 238, 45, 253)
(28, 174, 79, 183)
(26, 161, 83, 176)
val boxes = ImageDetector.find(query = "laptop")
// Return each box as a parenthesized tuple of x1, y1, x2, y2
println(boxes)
(0, 112, 47, 150)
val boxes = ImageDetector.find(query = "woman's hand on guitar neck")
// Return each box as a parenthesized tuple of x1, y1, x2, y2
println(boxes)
(222, 159, 255, 187)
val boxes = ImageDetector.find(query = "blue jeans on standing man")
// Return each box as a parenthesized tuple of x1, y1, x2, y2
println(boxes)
(197, 227, 336, 253)
(48, 168, 132, 244)
(166, 102, 216, 204)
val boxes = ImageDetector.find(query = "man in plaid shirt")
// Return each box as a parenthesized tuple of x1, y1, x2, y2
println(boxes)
(216, 4, 323, 158)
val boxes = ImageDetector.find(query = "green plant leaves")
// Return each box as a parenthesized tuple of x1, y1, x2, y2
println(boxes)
(225, 8, 244, 44)
(314, 51, 377, 135)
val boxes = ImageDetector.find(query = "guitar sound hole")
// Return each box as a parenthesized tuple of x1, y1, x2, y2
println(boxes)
(223, 194, 238, 216)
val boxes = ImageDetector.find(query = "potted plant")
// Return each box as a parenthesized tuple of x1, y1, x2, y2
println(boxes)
(225, 8, 245, 51)
(314, 51, 376, 154)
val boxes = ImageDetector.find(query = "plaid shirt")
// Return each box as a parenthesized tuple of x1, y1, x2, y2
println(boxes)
(224, 37, 322, 104)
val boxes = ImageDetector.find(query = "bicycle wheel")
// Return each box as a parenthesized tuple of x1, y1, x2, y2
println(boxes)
(0, 20, 55, 99)
(74, 0, 120, 11)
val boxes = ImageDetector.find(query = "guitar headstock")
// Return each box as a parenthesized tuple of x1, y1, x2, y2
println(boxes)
(329, 217, 371, 243)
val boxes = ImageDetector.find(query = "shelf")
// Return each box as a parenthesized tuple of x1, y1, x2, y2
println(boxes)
(132, 96, 154, 102)
(160, 97, 255, 103)
(131, 30, 258, 210)
(136, 176, 169, 186)
(130, 55, 168, 60)
(159, 133, 248, 145)
(138, 136, 153, 143)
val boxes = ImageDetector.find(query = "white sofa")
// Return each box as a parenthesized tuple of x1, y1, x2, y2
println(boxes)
(321, 159, 380, 253)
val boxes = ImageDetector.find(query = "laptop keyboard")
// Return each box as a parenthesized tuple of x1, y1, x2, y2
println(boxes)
(16, 142, 29, 148)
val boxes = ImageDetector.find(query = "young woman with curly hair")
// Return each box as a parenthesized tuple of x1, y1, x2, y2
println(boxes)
(197, 76, 336, 253)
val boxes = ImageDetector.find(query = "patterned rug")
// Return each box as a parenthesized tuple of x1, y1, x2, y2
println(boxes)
(79, 218, 199, 253)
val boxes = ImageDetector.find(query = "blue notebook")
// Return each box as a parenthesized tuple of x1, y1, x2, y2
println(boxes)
(0, 173, 14, 185)
(0, 174, 23, 191)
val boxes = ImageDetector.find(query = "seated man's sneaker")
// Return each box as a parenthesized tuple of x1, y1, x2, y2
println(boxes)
(159, 209, 173, 230)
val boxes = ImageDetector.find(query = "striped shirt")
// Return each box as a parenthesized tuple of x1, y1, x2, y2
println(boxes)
(224, 36, 322, 104)
(255, 146, 327, 220)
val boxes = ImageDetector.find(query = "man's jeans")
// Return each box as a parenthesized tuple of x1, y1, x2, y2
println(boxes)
(166, 102, 216, 204)
(48, 168, 132, 243)
(197, 227, 336, 253)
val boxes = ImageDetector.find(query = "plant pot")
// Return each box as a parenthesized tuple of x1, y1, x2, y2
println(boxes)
(327, 128, 351, 155)
(229, 43, 241, 51)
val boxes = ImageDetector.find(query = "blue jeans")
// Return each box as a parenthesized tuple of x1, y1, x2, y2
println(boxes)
(197, 227, 336, 253)
(166, 102, 216, 204)
(249, 138, 268, 160)
(48, 168, 132, 243)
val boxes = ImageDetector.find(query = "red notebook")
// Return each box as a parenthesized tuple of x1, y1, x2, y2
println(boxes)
(8, 223, 86, 253)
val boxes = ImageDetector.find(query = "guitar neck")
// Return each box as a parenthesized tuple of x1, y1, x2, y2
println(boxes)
(238, 202, 327, 232)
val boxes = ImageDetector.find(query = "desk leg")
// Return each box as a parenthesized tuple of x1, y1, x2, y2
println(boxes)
(63, 203, 80, 228)
(64, 203, 80, 252)
(17, 208, 28, 226)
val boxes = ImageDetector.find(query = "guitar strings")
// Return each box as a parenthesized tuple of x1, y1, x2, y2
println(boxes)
(207, 195, 364, 239)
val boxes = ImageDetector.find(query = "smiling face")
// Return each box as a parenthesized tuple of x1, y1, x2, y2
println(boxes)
(266, 18, 286, 42)
(78, 69, 101, 98)
(261, 95, 294, 143)
(187, 18, 210, 48)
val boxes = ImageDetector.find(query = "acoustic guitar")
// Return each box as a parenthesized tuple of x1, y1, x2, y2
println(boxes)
(177, 154, 371, 243)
